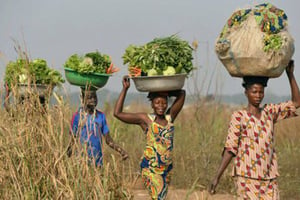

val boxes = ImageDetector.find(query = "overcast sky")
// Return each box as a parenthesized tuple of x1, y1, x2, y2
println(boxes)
(1, 0, 299, 96)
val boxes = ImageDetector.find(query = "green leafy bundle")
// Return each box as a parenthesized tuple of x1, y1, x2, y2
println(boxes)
(122, 35, 194, 76)
(5, 58, 65, 88)
(263, 34, 283, 52)
(64, 51, 118, 74)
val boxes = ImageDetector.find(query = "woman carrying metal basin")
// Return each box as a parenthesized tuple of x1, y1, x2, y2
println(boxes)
(114, 76, 186, 200)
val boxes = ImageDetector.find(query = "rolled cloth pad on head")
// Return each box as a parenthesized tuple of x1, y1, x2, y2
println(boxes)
(242, 76, 269, 88)
(147, 92, 169, 100)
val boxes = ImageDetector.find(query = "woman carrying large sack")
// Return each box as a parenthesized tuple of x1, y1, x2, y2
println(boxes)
(211, 3, 300, 198)
(210, 60, 300, 199)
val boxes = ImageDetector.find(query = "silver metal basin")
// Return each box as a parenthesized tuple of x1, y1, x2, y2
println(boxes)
(16, 84, 54, 96)
(131, 74, 187, 92)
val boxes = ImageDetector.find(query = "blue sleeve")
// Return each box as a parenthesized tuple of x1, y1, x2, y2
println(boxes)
(101, 113, 109, 135)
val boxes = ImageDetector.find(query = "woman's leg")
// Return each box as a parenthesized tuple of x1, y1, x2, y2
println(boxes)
(141, 167, 169, 200)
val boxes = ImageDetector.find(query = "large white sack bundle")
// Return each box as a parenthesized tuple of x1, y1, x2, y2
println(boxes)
(215, 3, 294, 78)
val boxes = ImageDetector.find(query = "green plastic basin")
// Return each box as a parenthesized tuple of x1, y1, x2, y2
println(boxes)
(64, 68, 111, 90)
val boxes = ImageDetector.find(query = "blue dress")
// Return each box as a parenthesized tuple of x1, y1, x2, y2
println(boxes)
(71, 108, 109, 166)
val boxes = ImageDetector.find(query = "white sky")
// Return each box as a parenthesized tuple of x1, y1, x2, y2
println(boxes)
(0, 0, 299, 96)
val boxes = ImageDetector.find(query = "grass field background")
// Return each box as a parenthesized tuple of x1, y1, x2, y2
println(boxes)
(0, 88, 299, 199)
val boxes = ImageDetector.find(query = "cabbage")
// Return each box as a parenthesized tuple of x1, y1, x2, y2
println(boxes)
(163, 66, 176, 75)
(147, 69, 158, 76)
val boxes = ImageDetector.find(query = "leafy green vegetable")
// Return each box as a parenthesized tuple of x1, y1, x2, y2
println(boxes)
(122, 35, 194, 76)
(4, 58, 65, 88)
(263, 34, 283, 52)
(64, 51, 113, 74)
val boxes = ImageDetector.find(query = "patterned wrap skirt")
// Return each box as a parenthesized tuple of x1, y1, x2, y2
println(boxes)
(235, 176, 279, 200)
(141, 158, 172, 200)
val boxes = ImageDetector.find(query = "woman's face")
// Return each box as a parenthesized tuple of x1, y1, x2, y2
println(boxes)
(245, 84, 264, 107)
(84, 91, 98, 109)
(151, 96, 168, 116)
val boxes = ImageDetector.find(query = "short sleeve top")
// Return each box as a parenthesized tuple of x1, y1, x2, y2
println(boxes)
(225, 101, 296, 180)
(70, 108, 109, 166)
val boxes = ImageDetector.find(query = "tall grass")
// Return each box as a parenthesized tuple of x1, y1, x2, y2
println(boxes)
(275, 115, 300, 199)
(0, 87, 299, 199)
(0, 90, 132, 199)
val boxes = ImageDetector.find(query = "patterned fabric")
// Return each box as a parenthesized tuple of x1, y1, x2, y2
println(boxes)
(71, 107, 109, 166)
(235, 176, 279, 200)
(140, 114, 174, 200)
(141, 165, 172, 200)
(225, 101, 296, 180)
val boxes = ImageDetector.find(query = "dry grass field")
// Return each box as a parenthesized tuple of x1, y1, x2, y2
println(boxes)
(0, 89, 299, 199)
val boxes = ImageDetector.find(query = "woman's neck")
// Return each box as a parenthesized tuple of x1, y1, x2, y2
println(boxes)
(154, 113, 167, 126)
(155, 113, 165, 119)
(246, 105, 261, 118)
(84, 107, 95, 115)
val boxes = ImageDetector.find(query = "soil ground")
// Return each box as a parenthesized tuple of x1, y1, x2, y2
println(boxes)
(131, 177, 234, 200)
(133, 189, 234, 200)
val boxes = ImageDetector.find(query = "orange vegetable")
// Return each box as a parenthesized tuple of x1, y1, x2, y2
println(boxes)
(106, 63, 120, 74)
(128, 66, 141, 77)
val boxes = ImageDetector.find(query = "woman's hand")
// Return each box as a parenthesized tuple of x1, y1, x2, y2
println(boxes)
(286, 59, 300, 108)
(209, 177, 219, 195)
(286, 60, 294, 76)
(168, 89, 183, 97)
(167, 89, 185, 121)
(4, 83, 11, 113)
(122, 75, 130, 90)
(5, 83, 10, 97)
(208, 150, 234, 195)
(120, 149, 129, 160)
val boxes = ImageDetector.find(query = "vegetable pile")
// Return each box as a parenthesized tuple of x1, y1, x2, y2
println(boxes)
(64, 51, 119, 74)
(5, 58, 65, 88)
(219, 3, 288, 52)
(122, 35, 194, 77)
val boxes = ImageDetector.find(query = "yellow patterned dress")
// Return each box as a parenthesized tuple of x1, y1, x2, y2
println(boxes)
(140, 114, 174, 200)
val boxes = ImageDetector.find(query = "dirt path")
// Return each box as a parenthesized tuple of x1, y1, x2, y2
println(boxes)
(133, 189, 233, 200)
(131, 177, 234, 200)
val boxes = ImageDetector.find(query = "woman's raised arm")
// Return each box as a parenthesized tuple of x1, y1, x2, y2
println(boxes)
(167, 89, 186, 122)
(286, 60, 300, 108)
(114, 76, 148, 129)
